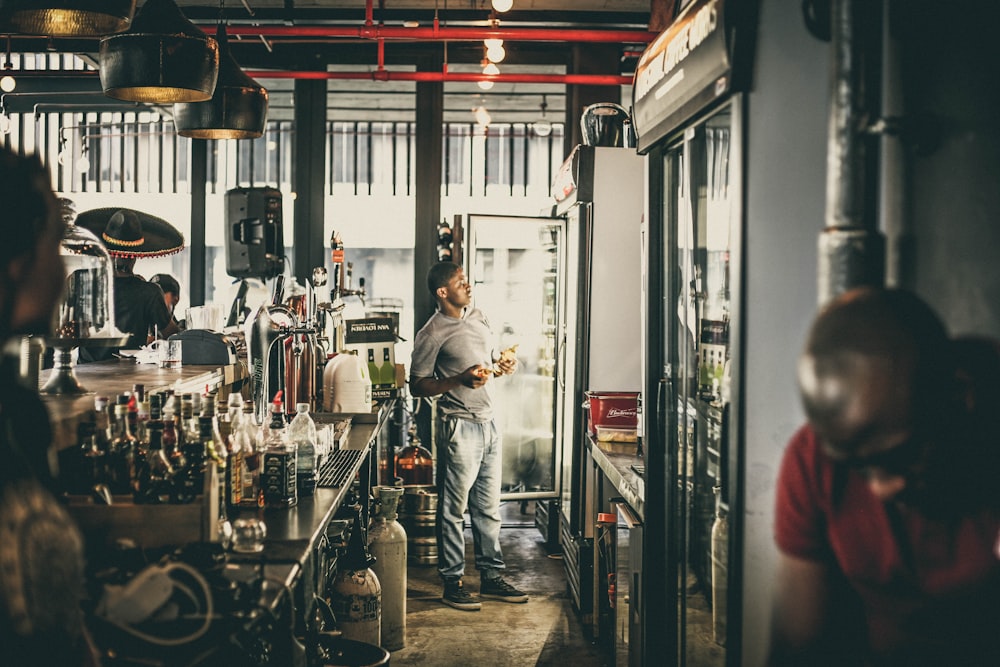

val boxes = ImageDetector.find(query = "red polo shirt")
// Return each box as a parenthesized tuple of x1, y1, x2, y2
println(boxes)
(775, 424, 1000, 664)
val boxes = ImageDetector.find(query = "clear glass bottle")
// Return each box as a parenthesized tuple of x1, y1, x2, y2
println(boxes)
(288, 402, 318, 497)
(261, 395, 297, 508)
(137, 422, 173, 504)
(238, 400, 262, 508)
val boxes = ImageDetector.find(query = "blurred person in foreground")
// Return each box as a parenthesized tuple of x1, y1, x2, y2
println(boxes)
(0, 146, 101, 665)
(769, 286, 1000, 666)
(409, 261, 526, 611)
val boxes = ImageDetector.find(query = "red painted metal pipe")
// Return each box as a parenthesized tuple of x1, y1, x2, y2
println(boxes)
(225, 24, 657, 44)
(245, 69, 632, 86)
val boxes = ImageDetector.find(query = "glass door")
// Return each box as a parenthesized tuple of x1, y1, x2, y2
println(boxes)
(464, 214, 566, 502)
(664, 103, 736, 666)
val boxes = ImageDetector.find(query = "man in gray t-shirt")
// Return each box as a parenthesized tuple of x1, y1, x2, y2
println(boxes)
(409, 261, 529, 610)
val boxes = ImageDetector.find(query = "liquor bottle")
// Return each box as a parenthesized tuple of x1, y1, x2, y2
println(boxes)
(107, 401, 137, 496)
(261, 392, 297, 508)
(80, 395, 111, 489)
(367, 348, 380, 387)
(136, 422, 173, 504)
(216, 395, 242, 511)
(237, 400, 262, 508)
(288, 402, 318, 497)
(380, 347, 395, 386)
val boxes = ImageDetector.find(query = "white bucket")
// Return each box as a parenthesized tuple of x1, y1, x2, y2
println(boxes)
(323, 351, 373, 413)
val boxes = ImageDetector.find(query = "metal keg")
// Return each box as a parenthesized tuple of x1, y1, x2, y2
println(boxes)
(397, 485, 438, 565)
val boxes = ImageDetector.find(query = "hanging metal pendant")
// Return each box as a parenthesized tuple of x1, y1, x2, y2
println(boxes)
(99, 0, 219, 104)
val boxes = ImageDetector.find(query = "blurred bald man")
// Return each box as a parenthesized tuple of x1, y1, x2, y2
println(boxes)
(769, 287, 1000, 666)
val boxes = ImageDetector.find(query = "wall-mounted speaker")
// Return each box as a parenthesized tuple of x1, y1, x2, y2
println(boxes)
(225, 187, 285, 279)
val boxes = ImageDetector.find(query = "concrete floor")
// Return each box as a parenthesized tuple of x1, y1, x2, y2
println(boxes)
(387, 501, 607, 667)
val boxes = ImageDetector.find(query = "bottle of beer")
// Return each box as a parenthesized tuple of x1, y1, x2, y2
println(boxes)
(261, 392, 297, 508)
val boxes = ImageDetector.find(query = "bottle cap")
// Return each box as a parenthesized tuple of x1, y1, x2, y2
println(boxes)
(296, 403, 310, 413)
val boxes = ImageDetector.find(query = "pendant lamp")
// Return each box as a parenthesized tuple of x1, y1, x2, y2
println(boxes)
(174, 24, 268, 140)
(99, 0, 219, 104)
(0, 0, 135, 37)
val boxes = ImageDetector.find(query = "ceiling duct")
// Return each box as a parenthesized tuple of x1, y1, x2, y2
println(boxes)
(0, 0, 135, 37)
(99, 0, 219, 104)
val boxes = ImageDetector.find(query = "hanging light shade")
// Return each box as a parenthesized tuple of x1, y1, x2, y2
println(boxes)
(0, 0, 135, 37)
(174, 24, 268, 140)
(99, 0, 218, 104)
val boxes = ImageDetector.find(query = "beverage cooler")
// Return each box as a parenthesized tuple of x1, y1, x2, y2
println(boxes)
(632, 0, 752, 664)
(461, 143, 644, 619)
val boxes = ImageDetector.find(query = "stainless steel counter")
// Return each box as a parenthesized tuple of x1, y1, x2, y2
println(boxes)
(587, 434, 645, 521)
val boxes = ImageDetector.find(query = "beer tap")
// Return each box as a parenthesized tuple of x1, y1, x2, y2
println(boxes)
(339, 262, 366, 307)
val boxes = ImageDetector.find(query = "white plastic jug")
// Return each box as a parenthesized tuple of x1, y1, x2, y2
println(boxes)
(323, 351, 373, 413)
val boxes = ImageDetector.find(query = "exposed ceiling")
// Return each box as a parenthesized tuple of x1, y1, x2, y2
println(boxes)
(3, 1, 657, 125)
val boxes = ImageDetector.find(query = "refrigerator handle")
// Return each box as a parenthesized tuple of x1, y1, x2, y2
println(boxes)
(656, 377, 672, 439)
(557, 326, 567, 389)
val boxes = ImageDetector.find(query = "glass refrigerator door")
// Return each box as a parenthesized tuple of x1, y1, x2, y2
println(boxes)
(665, 105, 734, 665)
(465, 214, 566, 501)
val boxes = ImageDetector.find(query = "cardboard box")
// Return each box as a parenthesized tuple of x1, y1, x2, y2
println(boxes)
(344, 317, 399, 389)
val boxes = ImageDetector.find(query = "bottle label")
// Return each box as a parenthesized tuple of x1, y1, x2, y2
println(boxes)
(262, 451, 297, 506)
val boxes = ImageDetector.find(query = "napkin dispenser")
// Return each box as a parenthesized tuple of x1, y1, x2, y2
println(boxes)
(168, 329, 237, 365)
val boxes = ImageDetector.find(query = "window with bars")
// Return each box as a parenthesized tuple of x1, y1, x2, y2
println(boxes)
(1, 112, 565, 196)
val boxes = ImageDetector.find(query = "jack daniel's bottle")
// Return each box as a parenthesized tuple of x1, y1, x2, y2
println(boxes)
(261, 392, 297, 508)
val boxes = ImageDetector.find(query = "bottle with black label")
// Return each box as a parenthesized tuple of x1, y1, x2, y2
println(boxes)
(261, 392, 297, 508)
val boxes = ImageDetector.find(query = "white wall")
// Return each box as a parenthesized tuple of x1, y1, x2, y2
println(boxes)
(741, 2, 831, 664)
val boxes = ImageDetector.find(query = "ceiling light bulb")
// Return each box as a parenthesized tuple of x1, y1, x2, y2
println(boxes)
(477, 80, 494, 91)
(485, 43, 506, 63)
(77, 155, 91, 173)
(57, 147, 71, 166)
(0, 75, 15, 93)
(534, 121, 553, 138)
(492, 0, 514, 13)
(484, 38, 504, 49)
(474, 106, 492, 127)
(483, 62, 500, 76)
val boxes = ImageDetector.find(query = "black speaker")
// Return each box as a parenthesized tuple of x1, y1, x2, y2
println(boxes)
(225, 187, 285, 279)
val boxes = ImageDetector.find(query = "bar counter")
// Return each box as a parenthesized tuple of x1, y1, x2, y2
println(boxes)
(40, 357, 249, 451)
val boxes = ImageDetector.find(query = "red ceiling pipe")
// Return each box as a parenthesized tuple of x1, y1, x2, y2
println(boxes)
(245, 69, 632, 86)
(225, 24, 657, 44)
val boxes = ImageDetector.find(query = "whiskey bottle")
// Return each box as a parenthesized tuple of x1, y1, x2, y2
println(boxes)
(261, 394, 297, 508)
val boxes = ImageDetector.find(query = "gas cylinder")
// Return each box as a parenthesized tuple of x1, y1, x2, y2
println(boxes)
(710, 490, 728, 647)
(368, 486, 407, 650)
(329, 507, 381, 646)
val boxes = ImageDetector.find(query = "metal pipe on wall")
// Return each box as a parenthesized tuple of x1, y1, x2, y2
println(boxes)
(817, 0, 885, 305)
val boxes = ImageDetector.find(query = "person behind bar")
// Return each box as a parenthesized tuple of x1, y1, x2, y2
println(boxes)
(769, 287, 1000, 666)
(409, 261, 528, 610)
(0, 146, 101, 665)
(149, 273, 185, 336)
(76, 209, 184, 361)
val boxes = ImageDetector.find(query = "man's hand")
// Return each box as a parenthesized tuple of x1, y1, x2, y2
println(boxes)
(463, 365, 491, 388)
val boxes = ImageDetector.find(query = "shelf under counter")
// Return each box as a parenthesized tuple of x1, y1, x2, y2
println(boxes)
(586, 433, 645, 521)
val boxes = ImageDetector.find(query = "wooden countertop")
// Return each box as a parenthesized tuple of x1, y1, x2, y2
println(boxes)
(40, 358, 248, 450)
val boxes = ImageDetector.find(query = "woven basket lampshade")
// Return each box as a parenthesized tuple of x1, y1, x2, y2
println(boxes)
(99, 0, 219, 104)
(0, 0, 135, 37)
(174, 24, 268, 140)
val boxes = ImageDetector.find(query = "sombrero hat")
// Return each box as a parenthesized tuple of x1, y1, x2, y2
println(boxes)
(75, 208, 185, 258)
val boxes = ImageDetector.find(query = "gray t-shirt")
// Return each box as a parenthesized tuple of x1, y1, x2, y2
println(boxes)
(410, 307, 497, 421)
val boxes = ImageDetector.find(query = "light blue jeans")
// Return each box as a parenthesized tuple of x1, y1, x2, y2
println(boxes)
(435, 415, 504, 582)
